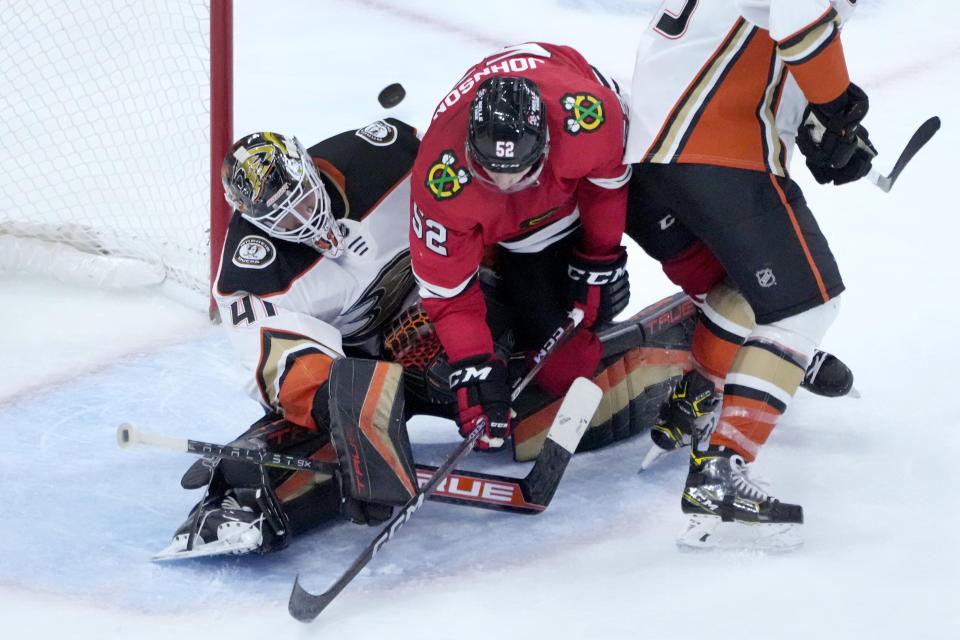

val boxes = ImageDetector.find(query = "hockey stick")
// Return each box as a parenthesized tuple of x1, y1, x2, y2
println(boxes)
(118, 423, 339, 473)
(509, 308, 583, 398)
(118, 422, 580, 515)
(289, 377, 601, 622)
(288, 311, 596, 622)
(867, 116, 940, 192)
(118, 310, 586, 515)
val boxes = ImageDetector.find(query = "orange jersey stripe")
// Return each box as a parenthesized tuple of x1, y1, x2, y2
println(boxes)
(647, 20, 789, 175)
(768, 174, 828, 301)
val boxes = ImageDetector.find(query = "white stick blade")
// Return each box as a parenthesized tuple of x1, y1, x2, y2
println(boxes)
(546, 377, 603, 454)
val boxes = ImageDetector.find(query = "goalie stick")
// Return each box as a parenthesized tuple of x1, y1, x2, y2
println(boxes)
(867, 116, 940, 192)
(117, 308, 588, 516)
(288, 310, 596, 622)
(118, 422, 579, 515)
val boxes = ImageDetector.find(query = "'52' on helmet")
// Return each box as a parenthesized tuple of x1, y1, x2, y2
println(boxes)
(221, 132, 343, 257)
(466, 76, 549, 193)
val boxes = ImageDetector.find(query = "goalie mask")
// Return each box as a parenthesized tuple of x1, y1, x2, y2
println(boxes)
(221, 132, 343, 257)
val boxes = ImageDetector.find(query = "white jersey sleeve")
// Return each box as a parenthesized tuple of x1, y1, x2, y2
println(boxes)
(625, 0, 857, 175)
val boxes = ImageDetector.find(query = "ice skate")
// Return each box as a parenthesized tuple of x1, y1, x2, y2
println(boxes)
(676, 447, 803, 552)
(153, 492, 266, 561)
(639, 370, 718, 471)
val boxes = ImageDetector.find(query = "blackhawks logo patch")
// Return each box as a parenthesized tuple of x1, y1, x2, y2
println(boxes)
(560, 92, 605, 135)
(425, 149, 471, 200)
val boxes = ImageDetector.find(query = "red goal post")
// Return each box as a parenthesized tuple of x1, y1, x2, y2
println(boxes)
(0, 0, 234, 317)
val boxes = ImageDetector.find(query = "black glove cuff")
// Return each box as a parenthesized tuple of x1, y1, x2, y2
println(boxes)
(813, 82, 869, 129)
(448, 355, 507, 391)
(568, 247, 628, 285)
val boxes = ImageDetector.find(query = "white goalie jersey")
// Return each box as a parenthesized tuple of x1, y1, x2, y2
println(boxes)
(624, 0, 859, 176)
(213, 119, 420, 417)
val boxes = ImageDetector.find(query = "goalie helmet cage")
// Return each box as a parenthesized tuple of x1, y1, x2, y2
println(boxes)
(0, 0, 234, 317)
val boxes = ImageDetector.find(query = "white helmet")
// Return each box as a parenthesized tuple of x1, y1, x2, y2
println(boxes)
(221, 132, 343, 257)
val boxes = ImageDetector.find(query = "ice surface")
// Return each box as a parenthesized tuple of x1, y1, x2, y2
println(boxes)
(1, 1, 958, 638)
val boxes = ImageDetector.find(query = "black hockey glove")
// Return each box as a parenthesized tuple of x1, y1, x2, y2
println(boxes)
(448, 354, 511, 451)
(567, 247, 629, 328)
(796, 83, 877, 186)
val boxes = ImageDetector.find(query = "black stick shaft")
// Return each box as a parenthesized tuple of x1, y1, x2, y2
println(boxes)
(119, 423, 556, 515)
(184, 439, 338, 474)
(288, 310, 584, 621)
(288, 425, 483, 621)
(510, 308, 583, 401)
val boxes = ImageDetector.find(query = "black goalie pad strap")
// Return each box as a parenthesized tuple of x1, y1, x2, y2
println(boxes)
(328, 358, 418, 506)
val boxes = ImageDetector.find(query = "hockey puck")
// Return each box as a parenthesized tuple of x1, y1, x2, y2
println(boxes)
(377, 83, 406, 109)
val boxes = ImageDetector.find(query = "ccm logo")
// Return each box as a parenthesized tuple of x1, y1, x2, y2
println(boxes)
(417, 471, 518, 503)
(568, 265, 626, 285)
(449, 365, 492, 387)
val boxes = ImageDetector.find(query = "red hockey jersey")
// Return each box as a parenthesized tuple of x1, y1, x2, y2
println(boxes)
(410, 42, 631, 361)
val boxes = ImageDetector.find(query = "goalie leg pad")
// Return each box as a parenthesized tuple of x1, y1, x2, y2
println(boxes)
(512, 345, 688, 461)
(328, 358, 418, 507)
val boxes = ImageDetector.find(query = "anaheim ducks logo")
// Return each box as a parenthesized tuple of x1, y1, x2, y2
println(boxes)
(232, 235, 276, 269)
(425, 150, 470, 200)
(560, 93, 605, 135)
(355, 120, 398, 146)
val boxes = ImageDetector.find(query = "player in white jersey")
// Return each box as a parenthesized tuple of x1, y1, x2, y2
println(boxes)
(156, 122, 426, 559)
(624, 0, 876, 549)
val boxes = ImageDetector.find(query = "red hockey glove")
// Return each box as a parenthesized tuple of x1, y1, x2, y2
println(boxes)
(567, 247, 629, 328)
(448, 355, 512, 451)
(797, 83, 877, 186)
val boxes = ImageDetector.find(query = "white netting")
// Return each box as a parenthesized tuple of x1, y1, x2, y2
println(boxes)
(0, 0, 212, 296)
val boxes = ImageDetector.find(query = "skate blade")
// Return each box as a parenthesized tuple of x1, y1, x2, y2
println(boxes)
(676, 514, 803, 553)
(152, 524, 262, 562)
(638, 442, 684, 472)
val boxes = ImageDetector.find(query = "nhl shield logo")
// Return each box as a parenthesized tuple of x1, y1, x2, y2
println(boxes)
(755, 267, 777, 288)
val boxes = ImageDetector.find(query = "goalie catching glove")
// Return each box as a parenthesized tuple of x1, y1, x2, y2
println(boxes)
(567, 246, 630, 328)
(449, 355, 512, 451)
(796, 83, 877, 186)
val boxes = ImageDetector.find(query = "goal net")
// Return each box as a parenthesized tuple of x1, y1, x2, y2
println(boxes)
(0, 0, 232, 305)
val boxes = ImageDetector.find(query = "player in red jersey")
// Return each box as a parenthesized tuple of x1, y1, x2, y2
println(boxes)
(410, 43, 632, 450)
